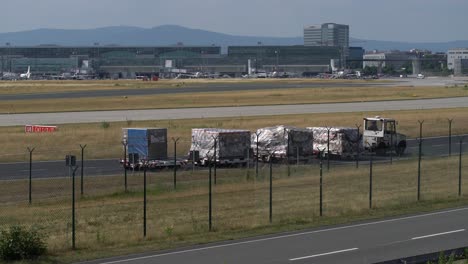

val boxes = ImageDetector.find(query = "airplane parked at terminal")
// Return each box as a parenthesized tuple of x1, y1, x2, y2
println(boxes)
(2, 66, 32, 80)
(19, 66, 31, 79)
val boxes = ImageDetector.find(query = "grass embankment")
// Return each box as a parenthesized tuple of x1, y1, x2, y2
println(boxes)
(0, 155, 467, 263)
(1, 85, 468, 114)
(1, 108, 467, 162)
(0, 80, 168, 95)
(0, 79, 384, 95)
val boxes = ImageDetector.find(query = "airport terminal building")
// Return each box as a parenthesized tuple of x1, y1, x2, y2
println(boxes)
(447, 48, 468, 76)
(0, 45, 363, 78)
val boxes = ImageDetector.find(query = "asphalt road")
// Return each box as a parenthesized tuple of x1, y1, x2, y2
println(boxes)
(406, 134, 468, 156)
(0, 81, 390, 101)
(78, 207, 468, 264)
(0, 159, 120, 180)
(1, 135, 466, 180)
(2, 97, 468, 126)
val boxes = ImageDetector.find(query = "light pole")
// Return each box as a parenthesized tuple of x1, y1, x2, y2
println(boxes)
(1, 44, 4, 77)
(6, 42, 11, 72)
(274, 50, 279, 71)
(94, 42, 100, 76)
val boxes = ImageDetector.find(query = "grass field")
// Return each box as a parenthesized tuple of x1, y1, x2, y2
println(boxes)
(1, 108, 467, 162)
(1, 85, 468, 114)
(0, 155, 467, 263)
(0, 79, 385, 95)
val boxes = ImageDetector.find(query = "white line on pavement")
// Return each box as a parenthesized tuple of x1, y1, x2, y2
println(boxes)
(96, 207, 468, 264)
(411, 229, 465, 240)
(406, 134, 468, 141)
(289, 248, 359, 261)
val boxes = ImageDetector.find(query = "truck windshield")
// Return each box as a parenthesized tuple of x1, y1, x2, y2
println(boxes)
(365, 120, 383, 131)
(385, 121, 396, 134)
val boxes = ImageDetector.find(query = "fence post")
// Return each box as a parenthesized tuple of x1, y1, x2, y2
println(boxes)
(448, 119, 453, 157)
(327, 127, 331, 171)
(417, 120, 424, 201)
(79, 144, 87, 196)
(27, 147, 35, 205)
(214, 137, 217, 185)
(319, 149, 324, 217)
(459, 137, 463, 197)
(255, 132, 261, 178)
(355, 124, 361, 169)
(122, 140, 128, 192)
(143, 164, 147, 237)
(246, 147, 250, 179)
(390, 132, 393, 165)
(369, 152, 373, 209)
(287, 131, 291, 177)
(65, 155, 77, 249)
(72, 166, 78, 250)
(192, 135, 196, 173)
(269, 154, 273, 223)
(209, 161, 212, 231)
(172, 137, 180, 190)
(296, 147, 300, 167)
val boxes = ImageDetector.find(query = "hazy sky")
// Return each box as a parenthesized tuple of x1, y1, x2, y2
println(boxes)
(1, 0, 467, 42)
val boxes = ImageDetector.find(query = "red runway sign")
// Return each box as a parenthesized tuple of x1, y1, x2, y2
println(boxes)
(25, 125, 58, 133)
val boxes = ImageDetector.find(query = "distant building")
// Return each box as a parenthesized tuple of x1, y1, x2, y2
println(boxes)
(363, 51, 416, 71)
(447, 48, 468, 73)
(227, 45, 340, 74)
(304, 23, 349, 69)
(0, 45, 345, 77)
(304, 23, 349, 48)
(0, 46, 221, 77)
(347, 47, 365, 69)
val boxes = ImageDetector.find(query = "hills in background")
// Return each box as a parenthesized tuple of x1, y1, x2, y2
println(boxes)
(0, 25, 466, 52)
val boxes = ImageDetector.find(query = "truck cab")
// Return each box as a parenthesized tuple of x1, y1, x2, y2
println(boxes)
(363, 116, 406, 155)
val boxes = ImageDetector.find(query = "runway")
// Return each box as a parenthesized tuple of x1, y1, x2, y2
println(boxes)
(1, 97, 468, 126)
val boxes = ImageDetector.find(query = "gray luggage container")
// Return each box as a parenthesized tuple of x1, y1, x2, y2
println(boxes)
(307, 127, 359, 158)
(190, 128, 251, 165)
(252, 125, 314, 161)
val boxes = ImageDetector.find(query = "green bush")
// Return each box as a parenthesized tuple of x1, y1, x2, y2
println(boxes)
(0, 225, 47, 261)
(101, 121, 110, 129)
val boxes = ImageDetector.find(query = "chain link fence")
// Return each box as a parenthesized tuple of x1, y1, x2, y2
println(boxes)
(0, 123, 467, 254)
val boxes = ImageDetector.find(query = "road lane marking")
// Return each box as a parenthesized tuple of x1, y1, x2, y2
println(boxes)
(406, 134, 468, 141)
(93, 207, 468, 264)
(411, 229, 465, 240)
(289, 248, 358, 261)
(20, 169, 47, 172)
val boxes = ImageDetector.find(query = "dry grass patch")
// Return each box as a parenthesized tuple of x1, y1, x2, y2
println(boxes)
(0, 79, 385, 95)
(1, 85, 468, 114)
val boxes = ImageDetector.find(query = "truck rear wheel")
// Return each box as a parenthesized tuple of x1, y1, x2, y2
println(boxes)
(396, 140, 406, 155)
(375, 143, 387, 155)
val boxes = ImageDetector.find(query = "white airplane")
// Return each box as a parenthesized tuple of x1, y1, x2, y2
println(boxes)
(19, 66, 31, 79)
